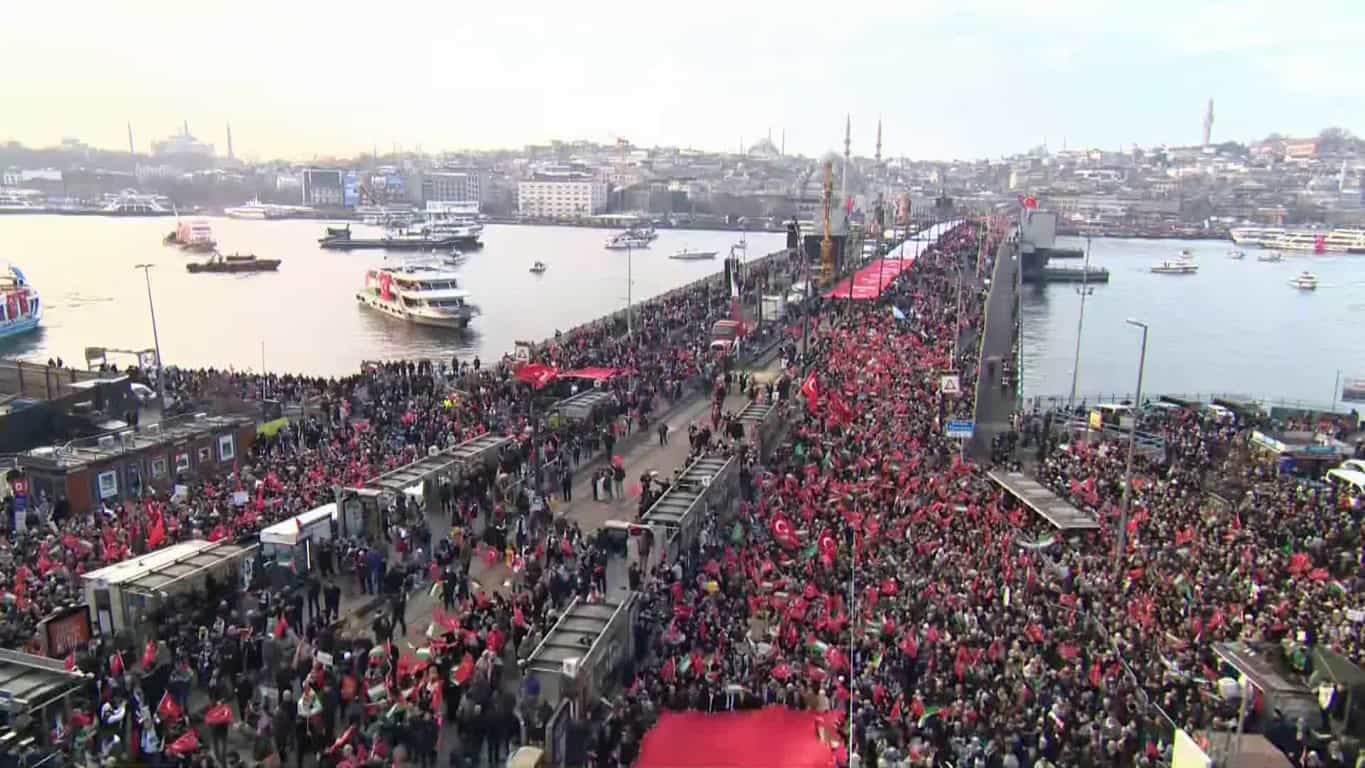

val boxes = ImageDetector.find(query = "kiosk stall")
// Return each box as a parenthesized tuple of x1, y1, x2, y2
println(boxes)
(80, 539, 257, 641)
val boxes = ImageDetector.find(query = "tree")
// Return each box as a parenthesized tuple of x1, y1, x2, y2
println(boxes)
(1316, 127, 1356, 153)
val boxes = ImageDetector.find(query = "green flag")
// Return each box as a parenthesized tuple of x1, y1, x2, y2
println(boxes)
(917, 705, 944, 728)
(801, 543, 818, 561)
(731, 522, 745, 545)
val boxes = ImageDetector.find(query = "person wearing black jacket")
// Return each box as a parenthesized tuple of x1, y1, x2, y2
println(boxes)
(273, 689, 295, 766)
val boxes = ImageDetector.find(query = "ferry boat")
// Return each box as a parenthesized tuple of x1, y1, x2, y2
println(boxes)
(0, 265, 41, 340)
(605, 231, 652, 250)
(225, 199, 288, 219)
(1231, 226, 1365, 253)
(1150, 259, 1198, 274)
(356, 264, 477, 328)
(1257, 251, 1284, 263)
(1288, 271, 1319, 290)
(100, 192, 174, 216)
(164, 219, 216, 251)
(319, 225, 481, 251)
(0, 190, 45, 214)
(423, 202, 484, 238)
(186, 252, 281, 274)
(356, 206, 421, 228)
(1228, 226, 1286, 247)
(670, 248, 718, 261)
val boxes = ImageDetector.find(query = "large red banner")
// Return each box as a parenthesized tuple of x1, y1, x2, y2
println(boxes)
(636, 708, 836, 768)
(824, 257, 916, 301)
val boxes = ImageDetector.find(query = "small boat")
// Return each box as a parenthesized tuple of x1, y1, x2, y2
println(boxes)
(0, 264, 41, 340)
(1288, 271, 1318, 290)
(1257, 251, 1284, 263)
(1227, 249, 1245, 260)
(186, 252, 281, 274)
(529, 261, 548, 274)
(1151, 259, 1198, 274)
(670, 248, 718, 261)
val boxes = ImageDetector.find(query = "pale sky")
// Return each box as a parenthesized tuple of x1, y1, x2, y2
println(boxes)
(4, 0, 1362, 161)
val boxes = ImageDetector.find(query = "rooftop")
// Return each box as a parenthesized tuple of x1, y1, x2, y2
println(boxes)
(21, 412, 252, 471)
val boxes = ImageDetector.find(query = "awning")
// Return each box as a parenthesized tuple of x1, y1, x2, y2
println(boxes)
(823, 257, 916, 301)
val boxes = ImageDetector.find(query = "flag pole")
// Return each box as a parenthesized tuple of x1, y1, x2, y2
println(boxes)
(847, 527, 856, 761)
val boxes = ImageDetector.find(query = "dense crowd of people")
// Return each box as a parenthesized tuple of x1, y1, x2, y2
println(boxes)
(4, 216, 1360, 768)
(555, 221, 1363, 768)
(0, 250, 788, 766)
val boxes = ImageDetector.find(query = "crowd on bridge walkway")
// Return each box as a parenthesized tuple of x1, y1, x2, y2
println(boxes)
(566, 219, 1363, 768)
(5, 213, 1359, 768)
(0, 252, 788, 766)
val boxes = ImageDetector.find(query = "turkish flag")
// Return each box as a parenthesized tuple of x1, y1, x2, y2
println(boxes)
(515, 363, 559, 390)
(769, 514, 798, 550)
(800, 373, 820, 412)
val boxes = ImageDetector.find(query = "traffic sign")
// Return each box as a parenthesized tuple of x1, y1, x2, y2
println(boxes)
(945, 420, 975, 439)
(939, 375, 960, 395)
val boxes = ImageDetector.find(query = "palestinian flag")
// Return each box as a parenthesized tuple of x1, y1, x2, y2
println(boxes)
(917, 705, 945, 728)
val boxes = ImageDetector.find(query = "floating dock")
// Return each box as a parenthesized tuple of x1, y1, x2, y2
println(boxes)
(1037, 266, 1110, 283)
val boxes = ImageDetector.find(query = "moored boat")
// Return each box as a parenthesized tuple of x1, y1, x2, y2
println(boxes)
(320, 224, 481, 251)
(186, 252, 281, 274)
(1227, 249, 1245, 260)
(1257, 251, 1284, 263)
(0, 265, 41, 340)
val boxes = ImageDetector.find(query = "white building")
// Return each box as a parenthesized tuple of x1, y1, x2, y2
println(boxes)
(421, 171, 481, 204)
(517, 179, 608, 218)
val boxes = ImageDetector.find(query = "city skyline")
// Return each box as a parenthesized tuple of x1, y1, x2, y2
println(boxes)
(5, 0, 1363, 161)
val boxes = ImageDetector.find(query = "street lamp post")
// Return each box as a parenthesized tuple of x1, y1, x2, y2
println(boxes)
(625, 242, 633, 337)
(1113, 318, 1149, 574)
(133, 264, 166, 411)
(1066, 235, 1093, 414)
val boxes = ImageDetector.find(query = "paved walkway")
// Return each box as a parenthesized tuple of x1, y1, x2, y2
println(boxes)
(970, 238, 1020, 459)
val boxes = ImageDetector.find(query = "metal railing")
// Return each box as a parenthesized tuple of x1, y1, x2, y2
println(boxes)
(1025, 391, 1346, 415)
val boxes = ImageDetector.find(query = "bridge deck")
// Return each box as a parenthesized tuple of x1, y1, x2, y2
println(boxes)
(987, 470, 1099, 531)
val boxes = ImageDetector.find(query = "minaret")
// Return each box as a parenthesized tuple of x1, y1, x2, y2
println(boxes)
(127, 122, 135, 156)
(183, 119, 190, 137)
(1202, 99, 1214, 146)
(841, 114, 851, 215)
(781, 129, 785, 156)
(226, 123, 235, 161)
(875, 117, 882, 166)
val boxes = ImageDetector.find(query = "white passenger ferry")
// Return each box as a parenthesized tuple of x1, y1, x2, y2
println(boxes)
(356, 265, 477, 328)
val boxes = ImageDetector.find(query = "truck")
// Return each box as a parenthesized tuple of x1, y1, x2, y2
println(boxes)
(709, 319, 747, 358)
